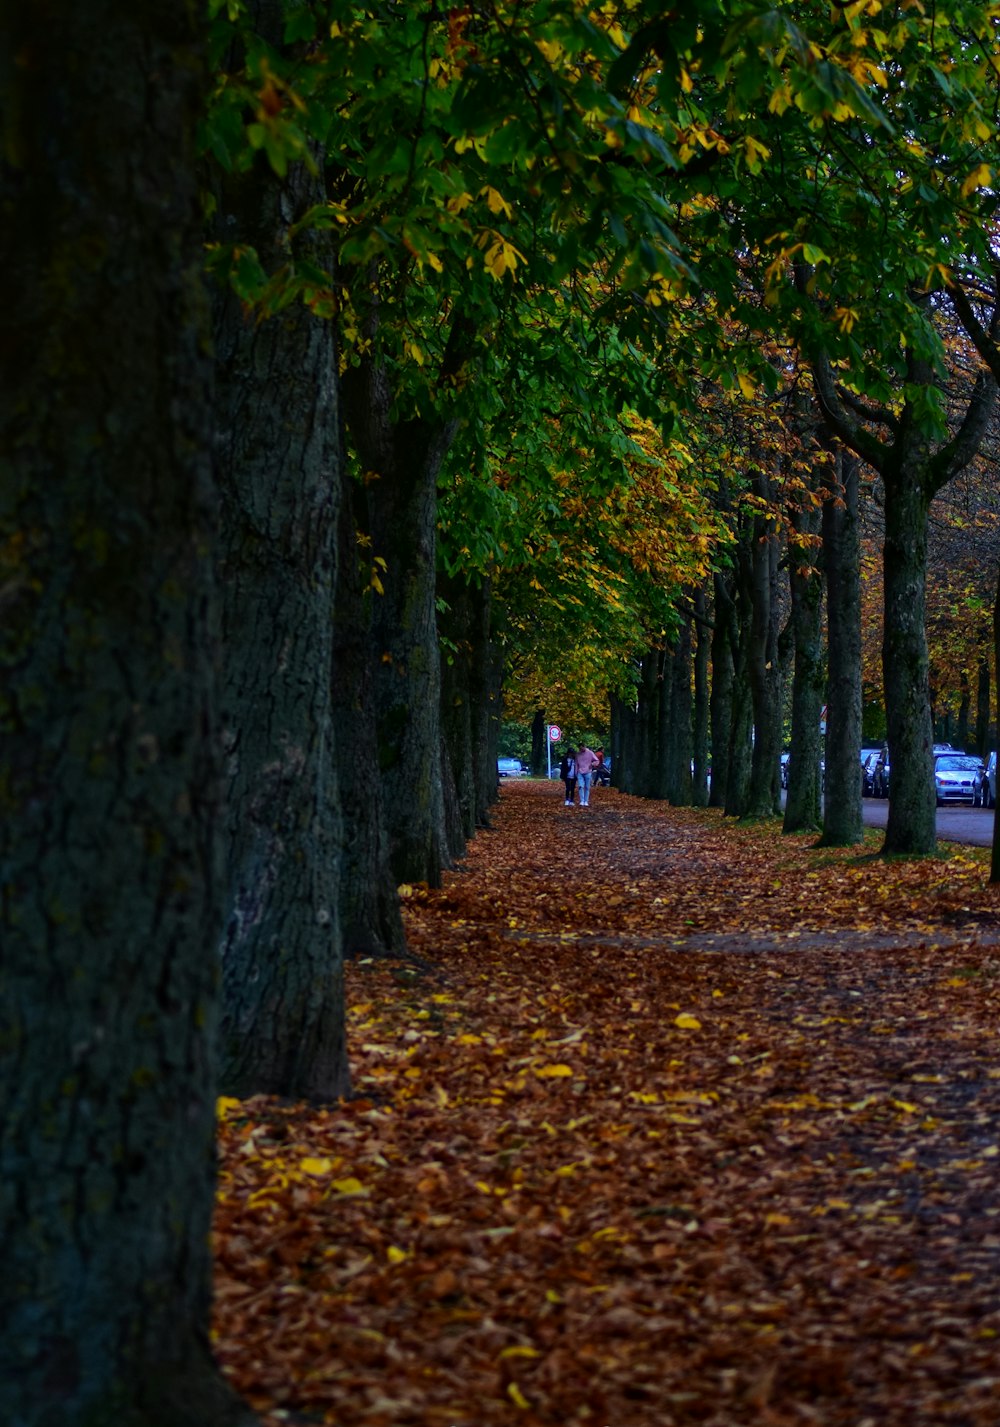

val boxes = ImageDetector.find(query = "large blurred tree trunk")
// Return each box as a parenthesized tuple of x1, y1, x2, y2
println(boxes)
(212, 14, 346, 1099)
(0, 3, 252, 1424)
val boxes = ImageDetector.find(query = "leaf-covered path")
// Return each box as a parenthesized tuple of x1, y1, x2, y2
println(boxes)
(214, 782, 1000, 1426)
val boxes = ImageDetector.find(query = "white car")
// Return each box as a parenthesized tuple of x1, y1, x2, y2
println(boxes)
(497, 757, 527, 778)
(933, 753, 982, 806)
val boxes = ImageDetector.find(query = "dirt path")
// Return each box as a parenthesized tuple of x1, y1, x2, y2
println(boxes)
(214, 782, 1000, 1427)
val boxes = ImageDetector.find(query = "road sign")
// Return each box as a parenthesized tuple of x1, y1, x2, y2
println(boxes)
(548, 724, 561, 742)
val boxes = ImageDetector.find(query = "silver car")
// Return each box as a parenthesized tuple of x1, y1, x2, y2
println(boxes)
(933, 753, 982, 806)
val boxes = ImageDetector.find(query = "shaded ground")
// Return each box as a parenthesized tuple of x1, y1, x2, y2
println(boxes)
(214, 782, 1000, 1426)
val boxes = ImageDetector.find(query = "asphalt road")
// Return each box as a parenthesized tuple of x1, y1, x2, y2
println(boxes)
(861, 796, 996, 848)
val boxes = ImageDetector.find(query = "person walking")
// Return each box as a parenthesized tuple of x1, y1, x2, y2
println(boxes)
(575, 744, 599, 806)
(559, 747, 577, 806)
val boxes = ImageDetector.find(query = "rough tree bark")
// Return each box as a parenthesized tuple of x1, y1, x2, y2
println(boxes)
(709, 571, 736, 810)
(212, 64, 346, 1099)
(531, 708, 546, 777)
(662, 613, 693, 805)
(723, 550, 755, 818)
(783, 496, 824, 835)
(880, 452, 937, 853)
(692, 586, 712, 808)
(0, 3, 253, 1423)
(818, 447, 864, 847)
(333, 472, 405, 959)
(745, 468, 783, 819)
(976, 654, 990, 760)
(341, 343, 459, 886)
(812, 341, 996, 856)
(636, 648, 662, 798)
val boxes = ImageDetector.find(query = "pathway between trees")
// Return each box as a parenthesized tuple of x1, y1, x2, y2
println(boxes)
(213, 781, 1000, 1427)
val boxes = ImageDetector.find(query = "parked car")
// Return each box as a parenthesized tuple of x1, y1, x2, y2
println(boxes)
(497, 757, 527, 778)
(974, 752, 996, 808)
(933, 753, 982, 806)
(860, 749, 882, 796)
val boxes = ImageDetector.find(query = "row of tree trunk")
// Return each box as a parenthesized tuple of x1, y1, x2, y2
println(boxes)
(606, 399, 998, 861)
(1, 5, 505, 1424)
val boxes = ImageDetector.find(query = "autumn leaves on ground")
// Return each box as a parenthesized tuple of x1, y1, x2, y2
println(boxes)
(214, 782, 1000, 1427)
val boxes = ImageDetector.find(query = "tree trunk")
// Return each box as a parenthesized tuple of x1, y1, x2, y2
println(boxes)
(212, 131, 346, 1099)
(783, 502, 824, 834)
(745, 486, 783, 818)
(882, 457, 937, 855)
(636, 648, 662, 798)
(610, 692, 631, 790)
(666, 614, 694, 805)
(709, 571, 735, 809)
(474, 583, 503, 819)
(956, 672, 970, 751)
(818, 447, 864, 847)
(439, 574, 480, 854)
(724, 553, 754, 818)
(0, 4, 252, 1422)
(333, 473, 406, 959)
(342, 357, 455, 886)
(976, 654, 990, 760)
(992, 560, 1000, 883)
(531, 708, 546, 776)
(692, 586, 711, 808)
(655, 643, 672, 799)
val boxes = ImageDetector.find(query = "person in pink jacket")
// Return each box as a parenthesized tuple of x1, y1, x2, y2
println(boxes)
(574, 745, 600, 806)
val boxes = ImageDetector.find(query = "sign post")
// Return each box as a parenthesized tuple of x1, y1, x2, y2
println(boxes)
(547, 723, 561, 779)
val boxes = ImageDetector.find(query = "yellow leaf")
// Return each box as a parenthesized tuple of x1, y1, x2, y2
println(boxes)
(299, 1156, 335, 1176)
(330, 1177, 367, 1195)
(961, 162, 992, 197)
(535, 1062, 574, 1077)
(737, 373, 756, 400)
(675, 1013, 702, 1030)
(386, 1245, 408, 1264)
(216, 1096, 243, 1117)
(507, 1383, 531, 1410)
(499, 1346, 541, 1360)
(482, 185, 513, 219)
